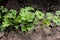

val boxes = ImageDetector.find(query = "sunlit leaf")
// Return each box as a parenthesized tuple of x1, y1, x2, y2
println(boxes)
(46, 13, 53, 20)
(35, 10, 44, 19)
(21, 26, 27, 31)
(56, 11, 60, 16)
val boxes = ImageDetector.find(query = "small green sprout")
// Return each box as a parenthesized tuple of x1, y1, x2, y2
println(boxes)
(20, 7, 35, 22)
(2, 8, 8, 13)
(42, 19, 51, 26)
(24, 6, 34, 12)
(14, 16, 22, 23)
(27, 24, 34, 31)
(15, 26, 19, 29)
(46, 13, 53, 20)
(56, 11, 60, 16)
(4, 9, 17, 18)
(34, 18, 39, 24)
(0, 6, 4, 10)
(2, 18, 11, 27)
(52, 16, 60, 26)
(35, 10, 44, 19)
(21, 26, 27, 32)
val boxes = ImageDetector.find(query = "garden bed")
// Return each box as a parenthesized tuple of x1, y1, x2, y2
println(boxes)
(0, 0, 60, 40)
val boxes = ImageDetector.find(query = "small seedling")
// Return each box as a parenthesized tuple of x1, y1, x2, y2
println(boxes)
(35, 10, 44, 19)
(52, 16, 60, 26)
(46, 13, 53, 20)
(42, 19, 51, 26)
(56, 11, 60, 16)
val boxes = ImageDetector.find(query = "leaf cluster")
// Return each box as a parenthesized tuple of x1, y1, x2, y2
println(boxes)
(0, 6, 60, 32)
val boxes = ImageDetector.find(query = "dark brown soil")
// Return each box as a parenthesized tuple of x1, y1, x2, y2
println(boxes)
(0, 0, 60, 40)
(0, 25, 60, 40)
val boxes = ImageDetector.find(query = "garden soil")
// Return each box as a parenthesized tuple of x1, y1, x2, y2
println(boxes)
(0, 0, 60, 40)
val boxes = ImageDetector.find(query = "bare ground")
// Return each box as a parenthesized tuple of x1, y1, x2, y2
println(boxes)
(0, 24, 60, 40)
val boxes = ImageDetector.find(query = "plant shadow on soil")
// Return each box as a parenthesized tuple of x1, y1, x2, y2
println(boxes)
(0, 0, 60, 40)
